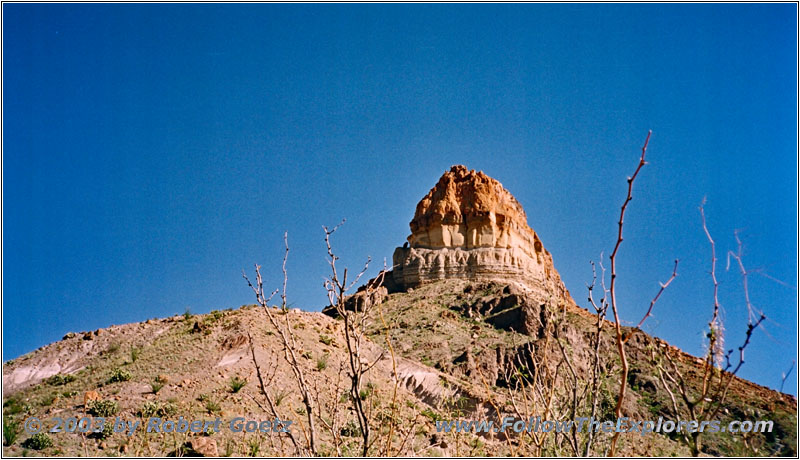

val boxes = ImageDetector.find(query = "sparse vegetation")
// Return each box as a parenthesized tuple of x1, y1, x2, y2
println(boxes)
(91, 423, 114, 440)
(3, 419, 19, 446)
(105, 342, 121, 354)
(138, 401, 177, 418)
(274, 389, 289, 407)
(87, 400, 118, 417)
(0, 272, 791, 458)
(3, 398, 25, 416)
(316, 354, 328, 371)
(21, 433, 53, 450)
(45, 374, 75, 386)
(247, 438, 260, 457)
(39, 393, 57, 406)
(421, 408, 442, 422)
(107, 368, 132, 383)
(129, 346, 141, 363)
(229, 376, 247, 393)
(205, 399, 221, 414)
(151, 379, 164, 394)
(340, 420, 361, 438)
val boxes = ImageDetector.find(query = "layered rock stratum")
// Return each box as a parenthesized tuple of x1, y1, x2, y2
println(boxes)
(388, 165, 572, 305)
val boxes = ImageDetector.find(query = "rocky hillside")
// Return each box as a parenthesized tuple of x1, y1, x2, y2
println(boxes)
(2, 286, 795, 457)
(364, 279, 797, 456)
(3, 306, 413, 457)
(2, 166, 796, 457)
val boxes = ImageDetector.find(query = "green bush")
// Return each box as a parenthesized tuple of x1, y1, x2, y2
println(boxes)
(108, 368, 132, 383)
(229, 377, 247, 393)
(22, 433, 53, 450)
(39, 394, 57, 407)
(2, 398, 26, 416)
(163, 402, 178, 416)
(248, 438, 260, 457)
(340, 420, 361, 438)
(421, 408, 443, 422)
(138, 401, 177, 418)
(274, 389, 288, 407)
(138, 401, 160, 418)
(358, 383, 374, 401)
(3, 419, 19, 446)
(87, 400, 119, 417)
(205, 400, 221, 414)
(151, 380, 164, 394)
(45, 374, 76, 386)
(316, 354, 328, 371)
(91, 423, 114, 440)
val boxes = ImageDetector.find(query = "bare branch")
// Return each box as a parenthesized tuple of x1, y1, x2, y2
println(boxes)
(322, 220, 390, 456)
(655, 205, 768, 456)
(247, 332, 303, 455)
(781, 360, 795, 393)
(607, 130, 651, 456)
(633, 258, 679, 331)
(726, 230, 762, 325)
(243, 237, 318, 455)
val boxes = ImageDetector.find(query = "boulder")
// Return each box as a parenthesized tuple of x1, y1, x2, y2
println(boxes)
(190, 437, 218, 457)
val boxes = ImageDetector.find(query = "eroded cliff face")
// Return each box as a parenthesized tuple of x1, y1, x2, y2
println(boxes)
(389, 166, 573, 305)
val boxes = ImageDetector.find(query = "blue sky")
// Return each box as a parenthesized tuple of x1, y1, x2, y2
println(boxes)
(3, 4, 797, 394)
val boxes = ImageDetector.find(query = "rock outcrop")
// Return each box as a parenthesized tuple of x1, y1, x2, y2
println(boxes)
(388, 165, 573, 305)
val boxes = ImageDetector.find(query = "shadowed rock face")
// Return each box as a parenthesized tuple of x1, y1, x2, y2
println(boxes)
(389, 165, 573, 305)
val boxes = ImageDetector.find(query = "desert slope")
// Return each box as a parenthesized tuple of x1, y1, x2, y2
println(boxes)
(3, 284, 795, 457)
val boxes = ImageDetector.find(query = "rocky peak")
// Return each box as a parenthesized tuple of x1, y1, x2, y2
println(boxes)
(388, 166, 574, 306)
(408, 165, 541, 258)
